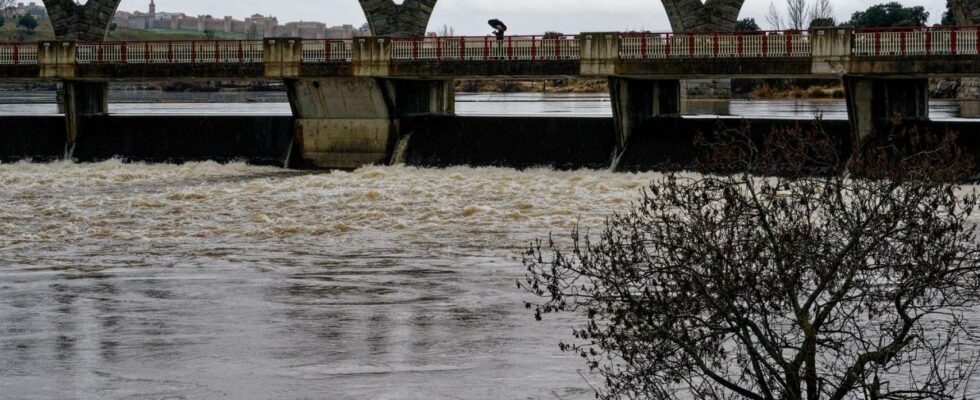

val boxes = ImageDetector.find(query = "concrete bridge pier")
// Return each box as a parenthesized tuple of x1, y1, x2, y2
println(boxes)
(844, 76, 930, 146)
(286, 78, 453, 169)
(61, 80, 109, 157)
(608, 77, 681, 169)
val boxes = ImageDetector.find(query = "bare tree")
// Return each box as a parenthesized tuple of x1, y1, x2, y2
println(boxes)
(521, 121, 980, 400)
(810, 0, 835, 22)
(0, 0, 15, 18)
(437, 24, 455, 37)
(767, 0, 836, 30)
(766, 1, 783, 30)
(786, 0, 811, 30)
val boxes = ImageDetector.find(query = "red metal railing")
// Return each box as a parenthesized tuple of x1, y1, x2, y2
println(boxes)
(75, 40, 264, 64)
(853, 25, 980, 56)
(390, 35, 580, 61)
(301, 39, 353, 62)
(0, 42, 38, 65)
(620, 29, 812, 59)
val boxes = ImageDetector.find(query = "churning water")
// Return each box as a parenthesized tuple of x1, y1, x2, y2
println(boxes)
(0, 161, 664, 399)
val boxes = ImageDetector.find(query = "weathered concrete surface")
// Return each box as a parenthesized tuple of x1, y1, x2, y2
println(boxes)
(358, 0, 437, 37)
(286, 77, 453, 169)
(949, 1, 980, 102)
(42, 0, 122, 41)
(388, 60, 579, 79)
(0, 116, 65, 163)
(403, 116, 615, 170)
(0, 115, 293, 165)
(609, 78, 680, 153)
(844, 77, 929, 144)
(0, 65, 41, 80)
(75, 64, 266, 80)
(62, 80, 109, 154)
(72, 116, 294, 165)
(847, 56, 980, 77)
(613, 58, 813, 78)
(615, 118, 852, 172)
(5, 115, 980, 173)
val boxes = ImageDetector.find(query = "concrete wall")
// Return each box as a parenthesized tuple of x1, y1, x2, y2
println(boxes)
(286, 77, 453, 169)
(3, 115, 980, 173)
(0, 115, 293, 165)
(402, 116, 615, 170)
(0, 116, 66, 163)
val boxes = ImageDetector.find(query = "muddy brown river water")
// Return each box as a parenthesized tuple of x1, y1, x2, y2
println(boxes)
(0, 161, 664, 399)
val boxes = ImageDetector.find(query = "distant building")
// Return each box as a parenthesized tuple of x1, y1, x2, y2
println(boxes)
(110, 1, 354, 39)
(3, 2, 48, 20)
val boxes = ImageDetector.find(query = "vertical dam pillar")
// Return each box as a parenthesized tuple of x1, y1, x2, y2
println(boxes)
(285, 77, 453, 169)
(61, 80, 109, 156)
(658, 0, 745, 113)
(38, 40, 108, 156)
(844, 76, 929, 145)
(42, 0, 121, 157)
(580, 32, 681, 169)
(270, 38, 453, 169)
(608, 78, 681, 170)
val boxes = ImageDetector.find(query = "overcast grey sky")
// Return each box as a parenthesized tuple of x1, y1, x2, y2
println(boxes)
(117, 0, 950, 35)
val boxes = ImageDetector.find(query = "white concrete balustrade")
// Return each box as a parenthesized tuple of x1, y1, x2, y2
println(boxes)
(620, 32, 812, 59)
(853, 28, 980, 56)
(301, 40, 353, 63)
(0, 43, 37, 65)
(75, 41, 264, 64)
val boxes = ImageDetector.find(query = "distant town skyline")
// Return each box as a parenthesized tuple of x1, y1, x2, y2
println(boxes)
(117, 0, 951, 35)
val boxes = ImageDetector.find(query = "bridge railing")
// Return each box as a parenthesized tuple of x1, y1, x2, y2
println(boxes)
(853, 26, 980, 56)
(75, 40, 264, 64)
(0, 42, 38, 65)
(302, 40, 353, 62)
(620, 30, 812, 59)
(390, 36, 580, 61)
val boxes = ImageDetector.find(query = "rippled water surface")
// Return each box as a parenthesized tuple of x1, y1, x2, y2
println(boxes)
(2, 91, 979, 120)
(0, 161, 662, 399)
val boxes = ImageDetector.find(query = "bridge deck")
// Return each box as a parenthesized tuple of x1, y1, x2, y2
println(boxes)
(3, 26, 980, 80)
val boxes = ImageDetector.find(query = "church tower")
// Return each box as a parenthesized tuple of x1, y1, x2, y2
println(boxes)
(149, 0, 156, 18)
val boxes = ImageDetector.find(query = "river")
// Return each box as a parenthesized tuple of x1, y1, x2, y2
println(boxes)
(1, 90, 979, 120)
(1, 93, 979, 399)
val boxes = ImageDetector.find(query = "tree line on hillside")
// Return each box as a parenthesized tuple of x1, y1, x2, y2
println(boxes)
(0, 13, 38, 32)
(736, 1, 947, 32)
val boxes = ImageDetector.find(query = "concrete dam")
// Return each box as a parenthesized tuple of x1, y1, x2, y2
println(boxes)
(4, 0, 980, 170)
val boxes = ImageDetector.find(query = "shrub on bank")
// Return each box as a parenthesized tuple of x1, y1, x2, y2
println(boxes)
(521, 121, 980, 400)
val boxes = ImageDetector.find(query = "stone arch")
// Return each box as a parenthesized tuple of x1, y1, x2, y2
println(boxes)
(42, 0, 123, 41)
(660, 0, 745, 31)
(358, 0, 437, 36)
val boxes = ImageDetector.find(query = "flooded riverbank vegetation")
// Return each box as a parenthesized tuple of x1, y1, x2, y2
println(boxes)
(522, 121, 980, 399)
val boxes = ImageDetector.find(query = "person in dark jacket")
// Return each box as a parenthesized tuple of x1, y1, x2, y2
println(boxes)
(493, 24, 506, 40)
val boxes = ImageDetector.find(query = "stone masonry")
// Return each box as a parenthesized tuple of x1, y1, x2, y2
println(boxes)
(948, 0, 980, 103)
(949, 0, 980, 25)
(659, 0, 746, 100)
(660, 0, 745, 32)
(358, 0, 437, 37)
(43, 0, 122, 41)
